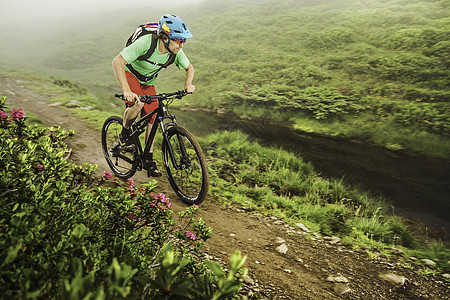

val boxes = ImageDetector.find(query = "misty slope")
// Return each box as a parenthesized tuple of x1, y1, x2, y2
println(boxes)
(2, 0, 448, 89)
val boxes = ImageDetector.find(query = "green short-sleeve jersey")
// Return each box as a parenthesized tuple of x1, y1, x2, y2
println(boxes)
(120, 34, 190, 85)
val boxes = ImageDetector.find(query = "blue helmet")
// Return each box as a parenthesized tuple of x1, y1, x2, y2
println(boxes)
(158, 14, 193, 39)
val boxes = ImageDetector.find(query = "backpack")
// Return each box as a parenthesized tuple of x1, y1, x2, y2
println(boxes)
(125, 22, 176, 82)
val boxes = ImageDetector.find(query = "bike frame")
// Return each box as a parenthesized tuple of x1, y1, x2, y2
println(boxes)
(127, 97, 185, 170)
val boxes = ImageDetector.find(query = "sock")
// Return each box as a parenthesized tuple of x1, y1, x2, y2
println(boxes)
(121, 127, 130, 137)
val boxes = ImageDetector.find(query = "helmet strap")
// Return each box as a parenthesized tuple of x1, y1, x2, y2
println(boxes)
(161, 34, 174, 54)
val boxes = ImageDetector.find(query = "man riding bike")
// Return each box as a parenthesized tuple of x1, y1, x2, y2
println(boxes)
(112, 14, 195, 177)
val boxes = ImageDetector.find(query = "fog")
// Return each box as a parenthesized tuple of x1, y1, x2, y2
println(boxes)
(0, 0, 204, 26)
(0, 0, 206, 58)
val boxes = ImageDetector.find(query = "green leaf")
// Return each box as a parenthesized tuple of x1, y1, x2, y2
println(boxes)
(229, 251, 247, 270)
(206, 261, 225, 277)
(71, 223, 87, 240)
(4, 242, 22, 265)
(170, 278, 193, 297)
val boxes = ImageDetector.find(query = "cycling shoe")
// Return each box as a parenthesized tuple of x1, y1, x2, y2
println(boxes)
(144, 160, 162, 177)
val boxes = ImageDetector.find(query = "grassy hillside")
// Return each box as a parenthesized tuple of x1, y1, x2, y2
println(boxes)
(184, 0, 450, 157)
(0, 0, 449, 158)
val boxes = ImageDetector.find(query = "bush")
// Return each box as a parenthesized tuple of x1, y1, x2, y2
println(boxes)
(305, 26, 356, 49)
(385, 27, 449, 51)
(392, 102, 450, 136)
(0, 97, 246, 299)
(52, 77, 88, 94)
(291, 87, 363, 120)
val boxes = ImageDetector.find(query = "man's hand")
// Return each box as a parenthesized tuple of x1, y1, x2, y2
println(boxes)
(123, 90, 139, 103)
(185, 85, 196, 94)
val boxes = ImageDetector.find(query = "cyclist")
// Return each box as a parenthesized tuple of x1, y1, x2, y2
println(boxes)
(112, 14, 195, 176)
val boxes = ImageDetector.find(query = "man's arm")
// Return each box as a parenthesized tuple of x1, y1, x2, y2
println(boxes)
(112, 54, 139, 102)
(184, 63, 195, 93)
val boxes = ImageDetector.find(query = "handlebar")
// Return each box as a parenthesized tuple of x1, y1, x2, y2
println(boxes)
(114, 89, 191, 103)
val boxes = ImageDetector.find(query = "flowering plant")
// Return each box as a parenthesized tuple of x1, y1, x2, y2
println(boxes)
(102, 170, 113, 180)
(0, 98, 26, 129)
(0, 95, 243, 300)
(10, 107, 26, 121)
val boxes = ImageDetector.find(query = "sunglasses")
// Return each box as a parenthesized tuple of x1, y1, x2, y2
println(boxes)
(171, 38, 186, 45)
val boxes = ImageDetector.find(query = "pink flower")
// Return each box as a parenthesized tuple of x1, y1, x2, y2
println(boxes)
(32, 163, 44, 171)
(127, 178, 135, 188)
(186, 232, 197, 241)
(156, 193, 171, 209)
(102, 171, 113, 180)
(148, 192, 172, 210)
(10, 108, 26, 121)
(126, 178, 136, 195)
(0, 111, 8, 119)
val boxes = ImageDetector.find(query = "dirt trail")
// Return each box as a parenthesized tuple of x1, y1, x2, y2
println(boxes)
(1, 76, 449, 299)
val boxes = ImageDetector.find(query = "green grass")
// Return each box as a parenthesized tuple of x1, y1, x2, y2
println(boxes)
(201, 129, 449, 271)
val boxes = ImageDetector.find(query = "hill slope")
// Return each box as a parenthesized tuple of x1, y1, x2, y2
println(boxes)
(1, 0, 449, 158)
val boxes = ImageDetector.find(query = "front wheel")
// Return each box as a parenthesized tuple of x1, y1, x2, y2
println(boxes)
(162, 126, 209, 205)
(101, 116, 137, 179)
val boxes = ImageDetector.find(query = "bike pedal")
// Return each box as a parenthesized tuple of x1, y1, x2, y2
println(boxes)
(121, 144, 136, 152)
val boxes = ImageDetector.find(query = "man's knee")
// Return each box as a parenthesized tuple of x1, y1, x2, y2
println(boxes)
(127, 102, 144, 113)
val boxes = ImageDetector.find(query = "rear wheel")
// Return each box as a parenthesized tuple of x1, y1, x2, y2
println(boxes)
(162, 126, 209, 205)
(101, 116, 137, 179)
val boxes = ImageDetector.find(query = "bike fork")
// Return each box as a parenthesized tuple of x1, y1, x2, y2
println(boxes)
(163, 131, 190, 170)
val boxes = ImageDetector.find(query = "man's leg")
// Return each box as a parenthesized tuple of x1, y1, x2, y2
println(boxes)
(141, 83, 157, 150)
(120, 72, 145, 144)
(145, 123, 156, 151)
(141, 85, 161, 177)
(123, 101, 144, 129)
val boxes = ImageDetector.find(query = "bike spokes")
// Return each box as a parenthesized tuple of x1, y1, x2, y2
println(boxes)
(162, 126, 209, 204)
(102, 116, 137, 179)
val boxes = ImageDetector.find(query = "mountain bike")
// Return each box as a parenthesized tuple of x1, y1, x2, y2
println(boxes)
(101, 90, 209, 205)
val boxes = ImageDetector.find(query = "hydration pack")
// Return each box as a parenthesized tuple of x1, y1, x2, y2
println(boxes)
(125, 22, 175, 81)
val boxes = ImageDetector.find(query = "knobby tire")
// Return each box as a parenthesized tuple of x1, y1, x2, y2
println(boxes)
(162, 126, 209, 205)
(101, 116, 137, 179)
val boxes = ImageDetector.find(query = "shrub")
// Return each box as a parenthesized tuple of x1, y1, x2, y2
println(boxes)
(0, 97, 246, 299)
(52, 78, 88, 94)
(305, 26, 356, 49)
(385, 27, 449, 50)
(291, 87, 363, 120)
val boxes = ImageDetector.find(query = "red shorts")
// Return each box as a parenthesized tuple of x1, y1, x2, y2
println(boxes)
(124, 71, 157, 122)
